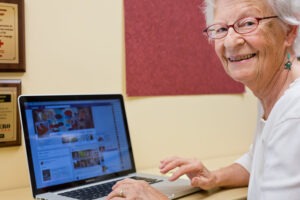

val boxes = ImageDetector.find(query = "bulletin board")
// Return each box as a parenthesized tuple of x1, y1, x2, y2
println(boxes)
(124, 0, 244, 96)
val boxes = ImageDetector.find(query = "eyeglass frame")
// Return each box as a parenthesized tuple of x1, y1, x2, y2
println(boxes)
(203, 16, 278, 40)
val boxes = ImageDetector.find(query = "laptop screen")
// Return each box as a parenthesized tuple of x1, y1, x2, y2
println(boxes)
(19, 94, 136, 195)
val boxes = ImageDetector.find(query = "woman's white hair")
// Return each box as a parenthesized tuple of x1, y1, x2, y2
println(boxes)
(203, 0, 300, 57)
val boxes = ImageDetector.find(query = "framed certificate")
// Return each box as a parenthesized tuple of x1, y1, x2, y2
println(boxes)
(0, 0, 25, 72)
(0, 79, 21, 147)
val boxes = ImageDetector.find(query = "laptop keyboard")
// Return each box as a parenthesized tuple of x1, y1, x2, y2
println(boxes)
(59, 176, 162, 200)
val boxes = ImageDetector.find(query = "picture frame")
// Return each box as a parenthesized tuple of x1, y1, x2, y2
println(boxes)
(0, 0, 25, 72)
(0, 79, 21, 147)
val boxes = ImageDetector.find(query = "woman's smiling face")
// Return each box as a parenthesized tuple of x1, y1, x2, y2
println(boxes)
(213, 0, 288, 87)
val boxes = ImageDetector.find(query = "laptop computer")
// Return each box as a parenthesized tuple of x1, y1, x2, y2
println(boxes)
(18, 94, 199, 200)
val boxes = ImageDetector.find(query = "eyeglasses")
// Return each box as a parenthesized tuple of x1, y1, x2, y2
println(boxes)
(203, 16, 278, 40)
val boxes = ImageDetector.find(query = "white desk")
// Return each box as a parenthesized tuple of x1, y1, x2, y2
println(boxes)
(179, 187, 247, 200)
(0, 155, 247, 200)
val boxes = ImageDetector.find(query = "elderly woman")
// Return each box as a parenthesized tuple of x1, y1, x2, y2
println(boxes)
(107, 0, 300, 199)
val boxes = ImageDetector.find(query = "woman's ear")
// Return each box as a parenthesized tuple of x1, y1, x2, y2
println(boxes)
(285, 25, 299, 47)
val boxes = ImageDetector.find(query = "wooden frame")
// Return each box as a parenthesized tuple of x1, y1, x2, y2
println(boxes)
(0, 0, 25, 72)
(0, 79, 21, 147)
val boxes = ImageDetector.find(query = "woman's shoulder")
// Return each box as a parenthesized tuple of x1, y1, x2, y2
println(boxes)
(271, 78, 300, 121)
(262, 78, 300, 140)
(283, 77, 300, 102)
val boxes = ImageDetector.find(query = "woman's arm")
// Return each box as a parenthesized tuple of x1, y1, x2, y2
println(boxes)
(160, 157, 249, 190)
(212, 163, 249, 188)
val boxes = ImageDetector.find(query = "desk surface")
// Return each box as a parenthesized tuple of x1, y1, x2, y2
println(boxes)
(0, 155, 247, 200)
(0, 185, 247, 200)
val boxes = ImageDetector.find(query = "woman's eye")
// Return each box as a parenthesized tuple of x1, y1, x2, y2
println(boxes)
(244, 21, 255, 26)
(239, 20, 256, 27)
(216, 27, 227, 33)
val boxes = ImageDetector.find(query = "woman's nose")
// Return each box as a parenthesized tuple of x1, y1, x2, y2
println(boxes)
(223, 28, 245, 49)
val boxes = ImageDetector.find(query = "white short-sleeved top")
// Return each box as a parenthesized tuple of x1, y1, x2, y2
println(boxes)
(236, 78, 300, 200)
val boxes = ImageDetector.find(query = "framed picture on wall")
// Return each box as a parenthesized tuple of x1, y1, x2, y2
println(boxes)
(0, 79, 21, 147)
(0, 0, 25, 72)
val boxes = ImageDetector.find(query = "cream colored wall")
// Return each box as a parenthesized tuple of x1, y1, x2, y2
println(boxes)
(0, 0, 257, 191)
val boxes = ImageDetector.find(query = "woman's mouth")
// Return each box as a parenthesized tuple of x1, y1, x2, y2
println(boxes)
(228, 53, 256, 62)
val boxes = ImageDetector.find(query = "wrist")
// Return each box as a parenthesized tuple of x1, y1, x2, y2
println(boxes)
(211, 169, 224, 188)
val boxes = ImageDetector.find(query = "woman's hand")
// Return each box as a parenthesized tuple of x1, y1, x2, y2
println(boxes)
(159, 156, 217, 190)
(106, 178, 169, 200)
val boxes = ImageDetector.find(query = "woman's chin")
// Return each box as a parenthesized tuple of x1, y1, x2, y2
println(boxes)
(228, 72, 253, 85)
